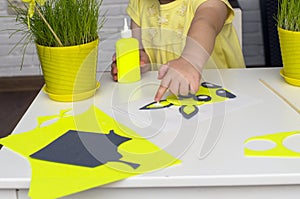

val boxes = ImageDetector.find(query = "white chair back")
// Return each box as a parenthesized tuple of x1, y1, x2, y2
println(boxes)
(232, 8, 242, 46)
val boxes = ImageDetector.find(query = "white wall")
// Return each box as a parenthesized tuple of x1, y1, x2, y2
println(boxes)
(0, 0, 265, 77)
(0, 2, 41, 76)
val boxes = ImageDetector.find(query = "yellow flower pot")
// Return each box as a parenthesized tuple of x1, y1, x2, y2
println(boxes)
(278, 27, 300, 86)
(36, 39, 100, 101)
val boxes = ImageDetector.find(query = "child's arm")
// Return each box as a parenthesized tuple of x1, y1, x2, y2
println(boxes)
(155, 0, 228, 101)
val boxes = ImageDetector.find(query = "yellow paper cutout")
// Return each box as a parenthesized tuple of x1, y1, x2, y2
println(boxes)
(244, 130, 300, 157)
(180, 105, 197, 115)
(0, 105, 180, 199)
(166, 84, 233, 106)
(141, 82, 236, 119)
(144, 100, 173, 109)
(167, 95, 204, 106)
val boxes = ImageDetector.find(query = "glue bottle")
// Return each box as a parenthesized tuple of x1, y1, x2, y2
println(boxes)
(116, 18, 141, 83)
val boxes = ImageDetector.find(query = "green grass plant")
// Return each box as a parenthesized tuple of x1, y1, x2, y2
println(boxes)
(10, 0, 105, 47)
(277, 0, 300, 31)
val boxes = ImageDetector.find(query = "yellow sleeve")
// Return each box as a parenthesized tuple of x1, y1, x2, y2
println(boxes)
(189, 0, 234, 25)
(126, 0, 141, 26)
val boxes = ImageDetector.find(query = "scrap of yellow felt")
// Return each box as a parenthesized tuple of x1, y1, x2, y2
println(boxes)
(181, 105, 197, 115)
(0, 105, 181, 199)
(145, 100, 172, 109)
(167, 96, 202, 106)
(244, 130, 300, 157)
(166, 86, 229, 106)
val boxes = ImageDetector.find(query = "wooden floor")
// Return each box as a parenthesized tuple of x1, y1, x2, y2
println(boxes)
(0, 76, 44, 149)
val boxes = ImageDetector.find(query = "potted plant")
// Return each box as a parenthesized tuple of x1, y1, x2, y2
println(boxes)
(8, 0, 105, 101)
(276, 0, 300, 86)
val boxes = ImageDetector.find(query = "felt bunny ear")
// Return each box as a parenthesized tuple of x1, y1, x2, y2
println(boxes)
(179, 105, 199, 119)
(140, 100, 173, 110)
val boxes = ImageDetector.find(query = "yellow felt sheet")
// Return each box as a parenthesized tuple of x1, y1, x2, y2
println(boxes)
(0, 105, 180, 199)
(244, 130, 300, 157)
(166, 85, 233, 106)
(141, 82, 236, 119)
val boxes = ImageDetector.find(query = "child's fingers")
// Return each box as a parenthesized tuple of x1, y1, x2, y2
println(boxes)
(154, 85, 168, 102)
(112, 65, 118, 74)
(157, 64, 169, 79)
(110, 69, 118, 81)
(110, 61, 118, 81)
(140, 62, 150, 74)
(140, 50, 150, 64)
(189, 81, 199, 94)
(110, 63, 117, 74)
(112, 53, 116, 62)
(113, 74, 118, 81)
(155, 70, 172, 101)
(179, 82, 189, 96)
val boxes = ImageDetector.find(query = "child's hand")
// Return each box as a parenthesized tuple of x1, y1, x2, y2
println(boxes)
(139, 50, 151, 73)
(154, 57, 201, 102)
(110, 50, 150, 81)
(110, 53, 118, 81)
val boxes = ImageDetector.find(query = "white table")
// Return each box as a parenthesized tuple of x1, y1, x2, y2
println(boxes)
(1, 68, 300, 199)
(260, 70, 300, 111)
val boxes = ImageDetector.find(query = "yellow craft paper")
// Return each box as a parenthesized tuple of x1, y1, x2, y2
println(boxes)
(181, 105, 197, 115)
(0, 105, 181, 199)
(145, 100, 172, 109)
(244, 130, 300, 157)
(166, 85, 231, 106)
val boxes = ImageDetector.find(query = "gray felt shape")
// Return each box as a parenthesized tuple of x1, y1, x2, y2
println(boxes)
(179, 105, 199, 119)
(216, 89, 236, 99)
(201, 82, 222, 89)
(30, 130, 140, 169)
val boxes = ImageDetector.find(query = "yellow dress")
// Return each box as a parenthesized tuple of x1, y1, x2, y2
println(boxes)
(127, 0, 245, 70)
